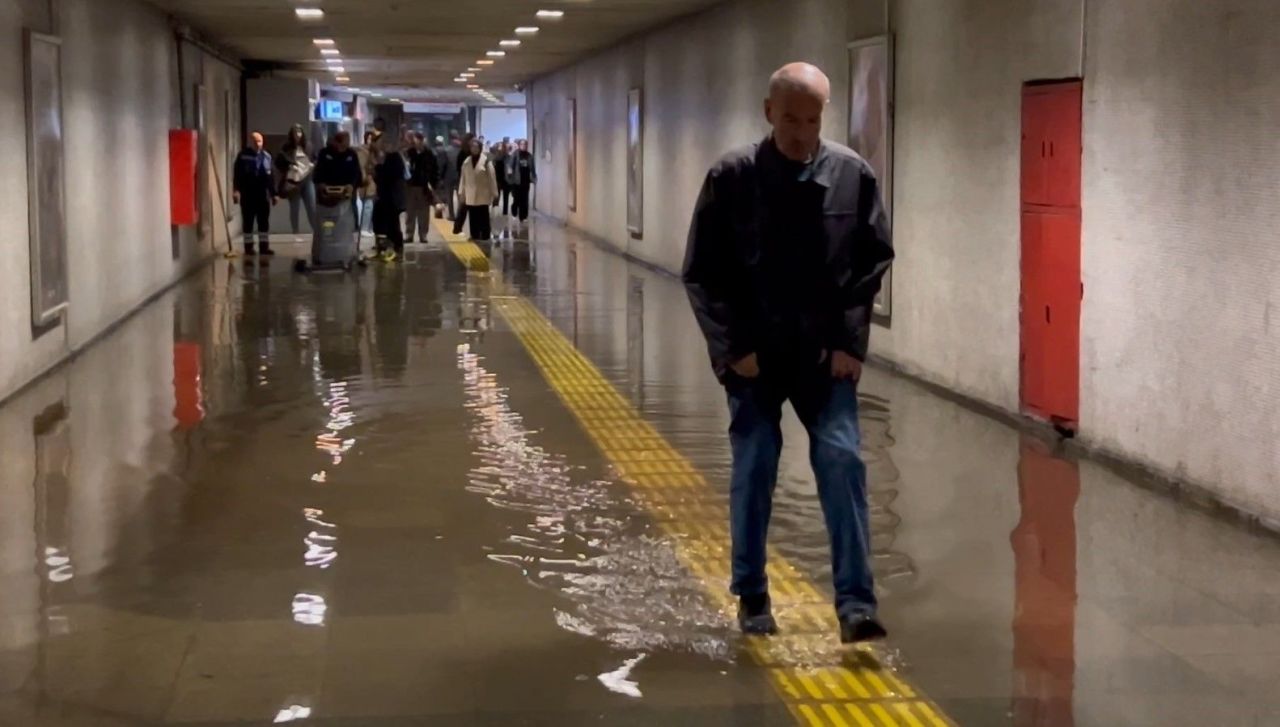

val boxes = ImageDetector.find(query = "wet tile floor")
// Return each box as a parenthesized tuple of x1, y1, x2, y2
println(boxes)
(2, 220, 1280, 726)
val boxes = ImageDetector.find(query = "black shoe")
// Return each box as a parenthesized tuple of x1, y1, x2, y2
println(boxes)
(839, 613, 888, 644)
(258, 246, 275, 257)
(243, 244, 255, 256)
(737, 593, 778, 635)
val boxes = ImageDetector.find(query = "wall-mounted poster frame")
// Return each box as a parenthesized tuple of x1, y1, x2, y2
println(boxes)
(567, 98, 577, 212)
(25, 30, 69, 329)
(848, 35, 895, 326)
(627, 87, 643, 239)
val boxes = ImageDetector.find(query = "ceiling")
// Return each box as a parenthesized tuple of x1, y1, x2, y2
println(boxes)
(147, 0, 725, 103)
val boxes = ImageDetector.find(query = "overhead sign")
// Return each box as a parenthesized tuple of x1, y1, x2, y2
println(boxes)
(403, 102, 464, 115)
(319, 99, 344, 121)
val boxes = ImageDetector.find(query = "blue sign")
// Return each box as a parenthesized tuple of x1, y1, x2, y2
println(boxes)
(319, 99, 344, 121)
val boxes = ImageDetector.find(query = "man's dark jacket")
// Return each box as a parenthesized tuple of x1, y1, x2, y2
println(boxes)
(682, 136, 893, 381)
(407, 147, 439, 188)
(312, 146, 363, 189)
(375, 151, 408, 212)
(233, 148, 274, 201)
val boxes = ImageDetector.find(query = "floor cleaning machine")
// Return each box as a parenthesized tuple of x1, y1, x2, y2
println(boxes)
(294, 184, 360, 273)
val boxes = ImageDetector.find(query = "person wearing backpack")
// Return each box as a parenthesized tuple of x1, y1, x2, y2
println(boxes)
(275, 124, 316, 237)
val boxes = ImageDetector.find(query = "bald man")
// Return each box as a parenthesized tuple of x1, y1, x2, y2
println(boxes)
(683, 62, 894, 643)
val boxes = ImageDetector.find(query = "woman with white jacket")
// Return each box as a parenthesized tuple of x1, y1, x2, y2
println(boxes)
(456, 138, 498, 241)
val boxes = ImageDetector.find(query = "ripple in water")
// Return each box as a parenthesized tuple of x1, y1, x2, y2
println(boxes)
(457, 343, 733, 660)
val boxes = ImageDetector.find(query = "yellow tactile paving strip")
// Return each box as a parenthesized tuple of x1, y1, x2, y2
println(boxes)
(434, 221, 953, 727)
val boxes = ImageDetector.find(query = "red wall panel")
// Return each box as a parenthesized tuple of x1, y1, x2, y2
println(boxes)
(169, 129, 199, 226)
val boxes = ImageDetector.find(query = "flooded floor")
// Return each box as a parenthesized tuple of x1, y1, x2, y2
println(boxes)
(2, 220, 1279, 726)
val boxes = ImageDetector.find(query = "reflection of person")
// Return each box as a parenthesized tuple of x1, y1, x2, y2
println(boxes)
(682, 62, 894, 644)
(232, 131, 279, 257)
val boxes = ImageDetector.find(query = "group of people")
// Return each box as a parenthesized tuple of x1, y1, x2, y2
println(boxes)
(359, 127, 538, 260)
(232, 121, 537, 262)
(232, 124, 324, 257)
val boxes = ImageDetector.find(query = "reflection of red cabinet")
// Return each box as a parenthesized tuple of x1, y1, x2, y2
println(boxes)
(169, 129, 199, 226)
(1020, 82, 1081, 428)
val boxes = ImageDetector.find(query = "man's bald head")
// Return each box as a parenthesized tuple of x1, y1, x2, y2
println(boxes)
(765, 62, 830, 162)
(768, 62, 831, 105)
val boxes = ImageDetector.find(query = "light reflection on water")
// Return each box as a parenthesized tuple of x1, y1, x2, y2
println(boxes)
(457, 342, 735, 660)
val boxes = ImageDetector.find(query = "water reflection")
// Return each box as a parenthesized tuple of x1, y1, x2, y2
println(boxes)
(1011, 436, 1080, 726)
(457, 337, 733, 660)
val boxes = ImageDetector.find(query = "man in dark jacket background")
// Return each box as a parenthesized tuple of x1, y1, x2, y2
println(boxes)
(506, 139, 537, 224)
(373, 136, 408, 261)
(232, 131, 278, 257)
(405, 132, 439, 243)
(682, 62, 894, 644)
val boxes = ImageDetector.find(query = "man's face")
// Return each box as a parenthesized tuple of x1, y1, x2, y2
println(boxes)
(518, 140, 528, 152)
(251, 132, 264, 151)
(765, 88, 824, 162)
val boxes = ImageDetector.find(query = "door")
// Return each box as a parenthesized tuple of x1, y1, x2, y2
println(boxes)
(1020, 81, 1082, 428)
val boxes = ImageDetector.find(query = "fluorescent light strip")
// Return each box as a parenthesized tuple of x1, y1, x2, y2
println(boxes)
(515, 27, 539, 35)
(313, 38, 335, 46)
(486, 51, 506, 57)
(499, 40, 521, 47)
(477, 60, 495, 66)
(329, 67, 345, 73)
(321, 49, 340, 56)
(460, 73, 474, 78)
(535, 10, 564, 19)
(296, 8, 324, 19)
(335, 76, 350, 82)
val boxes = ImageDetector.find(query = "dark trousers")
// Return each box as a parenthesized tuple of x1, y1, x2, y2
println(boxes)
(466, 204, 491, 241)
(240, 196, 271, 249)
(452, 203, 468, 235)
(512, 185, 531, 221)
(725, 372, 875, 619)
(499, 185, 512, 215)
(374, 200, 404, 252)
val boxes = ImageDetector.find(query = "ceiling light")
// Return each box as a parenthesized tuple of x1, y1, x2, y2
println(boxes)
(477, 60, 495, 66)
(467, 67, 480, 72)
(325, 58, 343, 65)
(295, 8, 324, 19)
(536, 10, 564, 19)
(320, 49, 340, 56)
(515, 27, 539, 35)
(499, 40, 521, 48)
(460, 73, 474, 78)
(454, 77, 467, 83)
(371, 93, 383, 97)
(329, 67, 345, 74)
(313, 38, 335, 46)
(466, 84, 479, 89)
(486, 51, 506, 58)
(335, 76, 350, 82)
(390, 98, 402, 103)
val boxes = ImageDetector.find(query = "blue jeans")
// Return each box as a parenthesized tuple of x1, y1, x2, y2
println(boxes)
(726, 372, 876, 618)
(288, 180, 317, 234)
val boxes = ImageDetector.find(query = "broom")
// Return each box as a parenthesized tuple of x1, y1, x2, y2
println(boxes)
(209, 142, 239, 258)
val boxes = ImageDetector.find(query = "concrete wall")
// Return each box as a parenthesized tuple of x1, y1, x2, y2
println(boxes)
(0, 0, 239, 403)
(1080, 0, 1280, 523)
(528, 0, 1280, 520)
